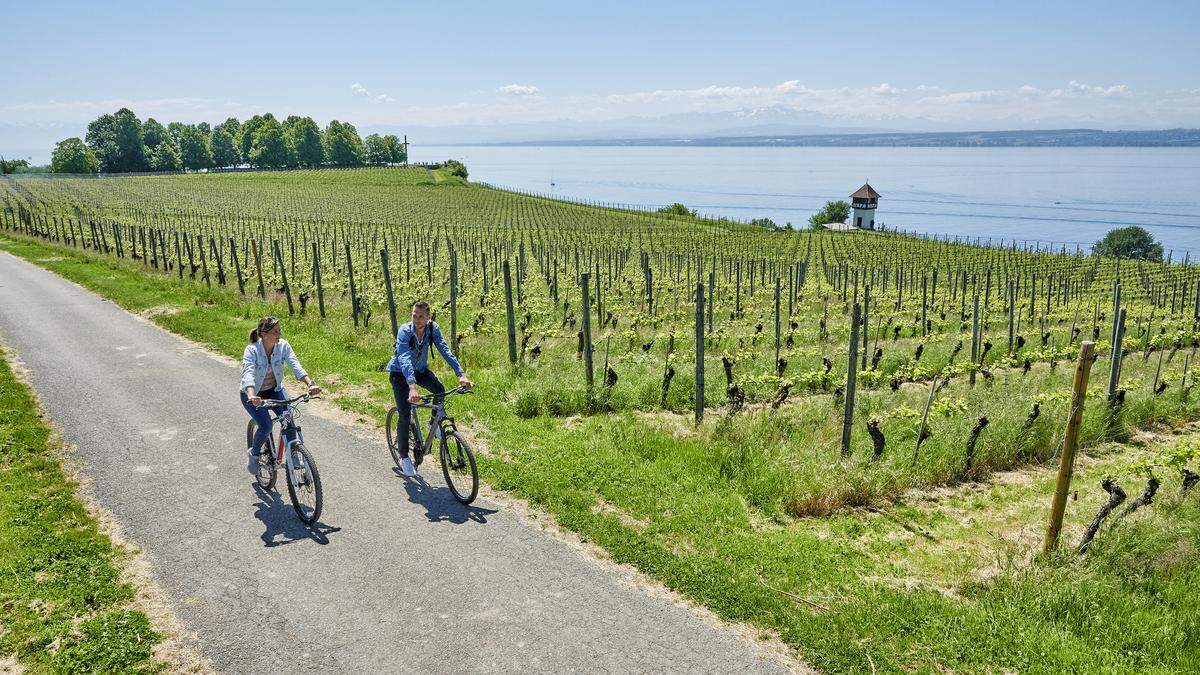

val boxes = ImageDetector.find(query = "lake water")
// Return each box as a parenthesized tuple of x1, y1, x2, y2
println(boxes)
(411, 145, 1200, 256)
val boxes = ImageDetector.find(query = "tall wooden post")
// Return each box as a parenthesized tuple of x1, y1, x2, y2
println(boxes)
(694, 282, 705, 425)
(381, 248, 398, 337)
(504, 260, 517, 365)
(273, 240, 293, 315)
(581, 272, 594, 388)
(345, 242, 359, 327)
(312, 241, 326, 319)
(1044, 341, 1097, 555)
(841, 303, 860, 457)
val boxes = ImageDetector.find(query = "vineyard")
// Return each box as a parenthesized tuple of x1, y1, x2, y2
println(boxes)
(3, 167, 1199, 671)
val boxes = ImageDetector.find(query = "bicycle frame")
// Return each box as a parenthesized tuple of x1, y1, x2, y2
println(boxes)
(262, 399, 309, 485)
(410, 400, 448, 453)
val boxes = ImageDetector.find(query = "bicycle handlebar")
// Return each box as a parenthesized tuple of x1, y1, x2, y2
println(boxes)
(258, 393, 319, 408)
(418, 385, 472, 405)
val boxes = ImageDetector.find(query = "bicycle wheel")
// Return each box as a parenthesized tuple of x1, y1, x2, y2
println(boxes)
(385, 407, 404, 470)
(285, 443, 323, 525)
(439, 430, 478, 504)
(246, 419, 277, 490)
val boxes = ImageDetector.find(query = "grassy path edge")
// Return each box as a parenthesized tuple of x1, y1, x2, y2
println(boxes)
(0, 336, 210, 674)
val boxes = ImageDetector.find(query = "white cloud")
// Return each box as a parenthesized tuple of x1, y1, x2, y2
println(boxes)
(1018, 84, 1042, 96)
(1067, 80, 1131, 97)
(920, 90, 1006, 104)
(498, 84, 541, 96)
(350, 83, 395, 104)
(871, 83, 898, 96)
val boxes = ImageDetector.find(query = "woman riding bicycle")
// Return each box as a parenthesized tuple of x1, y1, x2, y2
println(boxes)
(388, 300, 472, 477)
(240, 316, 321, 475)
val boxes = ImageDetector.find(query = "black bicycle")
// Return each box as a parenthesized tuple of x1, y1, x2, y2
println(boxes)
(386, 385, 479, 504)
(246, 393, 323, 525)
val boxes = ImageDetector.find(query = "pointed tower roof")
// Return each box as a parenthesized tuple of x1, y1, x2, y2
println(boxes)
(850, 182, 881, 199)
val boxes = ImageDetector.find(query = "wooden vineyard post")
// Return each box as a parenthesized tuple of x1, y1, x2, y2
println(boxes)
(694, 282, 705, 426)
(504, 260, 517, 365)
(1107, 307, 1126, 400)
(252, 239, 266, 299)
(199, 240, 211, 288)
(230, 237, 245, 295)
(861, 285, 871, 370)
(774, 276, 781, 364)
(345, 242, 359, 327)
(707, 270, 715, 333)
(1043, 341, 1097, 555)
(312, 242, 326, 319)
(211, 237, 226, 286)
(450, 252, 458, 353)
(970, 293, 980, 386)
(921, 275, 929, 337)
(841, 303, 860, 458)
(381, 248, 398, 337)
(272, 240, 293, 315)
(912, 375, 940, 465)
(1008, 279, 1015, 354)
(581, 272, 594, 389)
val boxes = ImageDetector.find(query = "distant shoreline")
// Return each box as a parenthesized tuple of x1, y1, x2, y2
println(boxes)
(463, 128, 1200, 148)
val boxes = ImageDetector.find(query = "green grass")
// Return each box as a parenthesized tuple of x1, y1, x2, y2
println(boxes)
(0, 344, 161, 672)
(5, 230, 1200, 672)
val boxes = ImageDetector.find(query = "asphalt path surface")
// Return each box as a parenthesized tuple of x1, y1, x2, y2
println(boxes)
(0, 251, 794, 674)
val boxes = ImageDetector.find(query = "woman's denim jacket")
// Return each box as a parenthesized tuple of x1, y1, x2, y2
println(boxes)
(240, 339, 307, 393)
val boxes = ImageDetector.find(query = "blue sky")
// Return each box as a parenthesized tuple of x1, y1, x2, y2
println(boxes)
(3, 1, 1199, 160)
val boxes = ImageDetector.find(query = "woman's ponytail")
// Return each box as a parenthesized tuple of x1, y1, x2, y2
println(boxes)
(249, 316, 279, 344)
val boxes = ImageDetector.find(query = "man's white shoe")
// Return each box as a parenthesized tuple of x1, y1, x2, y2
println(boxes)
(246, 448, 260, 475)
(400, 457, 418, 477)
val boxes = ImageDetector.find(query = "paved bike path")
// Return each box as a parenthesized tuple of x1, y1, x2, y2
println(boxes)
(0, 251, 795, 674)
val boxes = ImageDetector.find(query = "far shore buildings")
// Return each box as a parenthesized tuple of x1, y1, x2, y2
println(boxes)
(825, 182, 881, 231)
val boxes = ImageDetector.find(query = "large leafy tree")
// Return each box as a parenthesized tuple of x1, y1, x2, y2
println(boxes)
(364, 134, 390, 165)
(50, 138, 100, 174)
(325, 120, 365, 166)
(1, 158, 30, 174)
(238, 114, 276, 164)
(85, 113, 118, 172)
(250, 118, 294, 168)
(809, 200, 851, 228)
(210, 127, 240, 168)
(383, 135, 406, 163)
(285, 116, 325, 166)
(85, 108, 148, 172)
(215, 117, 241, 138)
(177, 125, 213, 170)
(149, 140, 182, 171)
(142, 118, 168, 150)
(1093, 226, 1164, 261)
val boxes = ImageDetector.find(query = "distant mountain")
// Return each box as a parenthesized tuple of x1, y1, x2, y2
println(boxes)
(364, 105, 902, 145)
(484, 128, 1200, 148)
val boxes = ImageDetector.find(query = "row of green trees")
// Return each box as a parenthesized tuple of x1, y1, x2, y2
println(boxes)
(50, 109, 407, 174)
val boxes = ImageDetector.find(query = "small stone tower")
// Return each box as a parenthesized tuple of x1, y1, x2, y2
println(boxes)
(850, 182, 880, 230)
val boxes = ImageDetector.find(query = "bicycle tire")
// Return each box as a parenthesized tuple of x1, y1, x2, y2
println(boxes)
(439, 430, 478, 504)
(385, 407, 404, 470)
(246, 419, 277, 490)
(285, 443, 323, 525)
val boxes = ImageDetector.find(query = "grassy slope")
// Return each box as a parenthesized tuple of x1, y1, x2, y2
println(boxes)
(3, 230, 1199, 673)
(0, 344, 160, 672)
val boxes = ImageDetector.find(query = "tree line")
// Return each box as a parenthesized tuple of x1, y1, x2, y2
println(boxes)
(49, 109, 407, 174)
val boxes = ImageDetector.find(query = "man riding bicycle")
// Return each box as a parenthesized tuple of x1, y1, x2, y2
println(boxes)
(387, 300, 472, 477)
